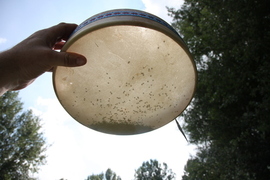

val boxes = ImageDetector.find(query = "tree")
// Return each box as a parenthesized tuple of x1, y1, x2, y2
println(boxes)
(134, 159, 176, 180)
(168, 0, 270, 179)
(0, 91, 47, 180)
(86, 168, 121, 180)
(86, 173, 104, 180)
(105, 168, 121, 180)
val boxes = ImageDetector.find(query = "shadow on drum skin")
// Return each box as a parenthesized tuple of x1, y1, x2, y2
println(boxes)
(90, 121, 153, 135)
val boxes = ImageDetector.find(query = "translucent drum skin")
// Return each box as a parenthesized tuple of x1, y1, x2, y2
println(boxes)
(53, 9, 197, 135)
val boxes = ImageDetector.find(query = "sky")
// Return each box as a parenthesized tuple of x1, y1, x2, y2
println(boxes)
(0, 0, 196, 180)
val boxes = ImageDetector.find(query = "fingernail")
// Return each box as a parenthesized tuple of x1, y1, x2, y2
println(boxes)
(76, 57, 86, 66)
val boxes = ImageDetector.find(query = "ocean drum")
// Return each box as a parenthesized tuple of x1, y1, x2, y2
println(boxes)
(53, 9, 197, 135)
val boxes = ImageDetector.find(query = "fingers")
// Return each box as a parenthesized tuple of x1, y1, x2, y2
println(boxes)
(37, 23, 87, 69)
(53, 41, 65, 50)
(49, 51, 87, 67)
(44, 23, 78, 48)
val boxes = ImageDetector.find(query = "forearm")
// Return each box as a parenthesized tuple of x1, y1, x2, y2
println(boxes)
(0, 50, 19, 96)
(0, 48, 36, 96)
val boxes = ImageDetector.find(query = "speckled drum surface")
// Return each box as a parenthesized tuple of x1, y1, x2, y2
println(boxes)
(53, 9, 197, 135)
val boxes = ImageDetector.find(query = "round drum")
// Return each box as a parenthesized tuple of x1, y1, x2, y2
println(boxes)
(53, 9, 197, 135)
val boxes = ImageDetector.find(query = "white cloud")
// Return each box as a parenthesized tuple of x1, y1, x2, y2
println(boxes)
(142, 0, 184, 23)
(0, 37, 7, 44)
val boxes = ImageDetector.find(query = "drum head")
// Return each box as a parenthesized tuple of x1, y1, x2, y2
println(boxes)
(53, 9, 197, 135)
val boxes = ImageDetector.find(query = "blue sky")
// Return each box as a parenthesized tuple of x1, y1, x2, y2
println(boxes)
(0, 0, 196, 180)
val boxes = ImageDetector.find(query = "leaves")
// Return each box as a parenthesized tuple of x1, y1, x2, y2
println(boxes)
(134, 159, 176, 180)
(168, 0, 270, 179)
(0, 91, 47, 179)
(85, 168, 121, 180)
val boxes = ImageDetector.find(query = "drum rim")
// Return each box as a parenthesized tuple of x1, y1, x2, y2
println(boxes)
(52, 9, 198, 135)
(73, 9, 180, 39)
(61, 9, 192, 57)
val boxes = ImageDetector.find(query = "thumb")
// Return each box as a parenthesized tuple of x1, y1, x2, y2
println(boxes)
(51, 52, 87, 67)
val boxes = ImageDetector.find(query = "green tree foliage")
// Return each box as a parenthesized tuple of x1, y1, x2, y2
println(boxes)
(105, 168, 121, 180)
(134, 159, 176, 180)
(86, 168, 121, 180)
(0, 91, 47, 180)
(86, 173, 104, 180)
(168, 0, 270, 179)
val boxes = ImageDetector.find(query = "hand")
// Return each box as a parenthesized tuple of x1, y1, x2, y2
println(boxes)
(0, 23, 87, 95)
